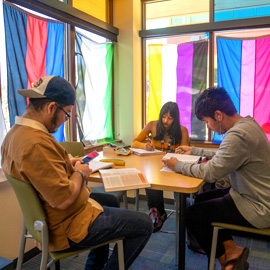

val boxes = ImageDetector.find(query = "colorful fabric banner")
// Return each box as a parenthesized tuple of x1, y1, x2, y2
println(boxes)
(75, 32, 113, 141)
(147, 40, 208, 141)
(216, 36, 270, 143)
(0, 104, 7, 168)
(3, 3, 65, 141)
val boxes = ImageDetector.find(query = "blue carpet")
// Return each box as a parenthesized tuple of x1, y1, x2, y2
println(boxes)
(21, 200, 270, 269)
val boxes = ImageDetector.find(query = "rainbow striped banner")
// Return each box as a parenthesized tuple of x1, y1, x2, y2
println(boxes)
(147, 40, 208, 140)
(4, 3, 65, 141)
(75, 33, 113, 141)
(216, 36, 270, 143)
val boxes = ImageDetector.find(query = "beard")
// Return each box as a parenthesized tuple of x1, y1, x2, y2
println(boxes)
(48, 111, 60, 133)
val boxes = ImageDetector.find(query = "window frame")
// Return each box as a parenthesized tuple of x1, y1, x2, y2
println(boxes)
(141, 0, 270, 144)
(2, 0, 118, 142)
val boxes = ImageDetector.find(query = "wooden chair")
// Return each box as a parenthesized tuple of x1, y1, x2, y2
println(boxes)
(5, 173, 125, 270)
(59, 141, 129, 208)
(209, 222, 270, 270)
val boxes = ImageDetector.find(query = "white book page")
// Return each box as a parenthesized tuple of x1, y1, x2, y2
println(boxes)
(162, 153, 201, 163)
(161, 153, 201, 172)
(100, 168, 149, 190)
(89, 160, 114, 174)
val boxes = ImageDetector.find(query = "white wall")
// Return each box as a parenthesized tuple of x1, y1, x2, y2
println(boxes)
(0, 170, 35, 260)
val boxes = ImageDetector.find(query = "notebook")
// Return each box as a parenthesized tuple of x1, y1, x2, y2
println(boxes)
(129, 147, 164, 156)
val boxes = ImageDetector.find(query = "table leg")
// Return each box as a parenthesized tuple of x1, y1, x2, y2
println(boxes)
(178, 193, 187, 270)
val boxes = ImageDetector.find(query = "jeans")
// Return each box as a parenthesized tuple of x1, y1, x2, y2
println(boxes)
(62, 193, 153, 270)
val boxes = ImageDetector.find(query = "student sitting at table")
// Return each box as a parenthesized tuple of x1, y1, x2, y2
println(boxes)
(131, 101, 189, 232)
(1, 76, 153, 270)
(163, 87, 270, 270)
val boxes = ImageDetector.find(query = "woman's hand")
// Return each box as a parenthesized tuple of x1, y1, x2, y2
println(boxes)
(175, 146, 192, 155)
(163, 157, 179, 171)
(145, 142, 155, 151)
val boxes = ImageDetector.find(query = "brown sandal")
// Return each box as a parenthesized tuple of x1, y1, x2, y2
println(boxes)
(224, 247, 249, 270)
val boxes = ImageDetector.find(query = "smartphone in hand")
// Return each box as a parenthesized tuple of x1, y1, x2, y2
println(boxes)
(82, 151, 99, 164)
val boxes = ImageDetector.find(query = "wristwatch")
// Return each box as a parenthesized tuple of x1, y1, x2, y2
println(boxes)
(74, 170, 85, 181)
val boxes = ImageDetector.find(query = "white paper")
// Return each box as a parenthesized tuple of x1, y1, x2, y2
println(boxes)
(88, 160, 114, 174)
(100, 168, 150, 191)
(161, 153, 202, 172)
(162, 153, 201, 163)
(129, 148, 163, 156)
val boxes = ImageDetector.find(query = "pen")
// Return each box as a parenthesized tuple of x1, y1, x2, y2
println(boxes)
(146, 136, 151, 143)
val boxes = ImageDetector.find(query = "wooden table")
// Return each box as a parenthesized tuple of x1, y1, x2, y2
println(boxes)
(88, 152, 204, 270)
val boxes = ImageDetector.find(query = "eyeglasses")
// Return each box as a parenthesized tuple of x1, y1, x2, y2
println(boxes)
(55, 103, 71, 121)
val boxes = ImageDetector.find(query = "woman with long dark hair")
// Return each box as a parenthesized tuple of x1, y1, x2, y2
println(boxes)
(131, 101, 189, 232)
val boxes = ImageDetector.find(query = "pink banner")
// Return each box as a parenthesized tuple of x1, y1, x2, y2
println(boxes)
(254, 37, 270, 140)
(240, 40, 255, 117)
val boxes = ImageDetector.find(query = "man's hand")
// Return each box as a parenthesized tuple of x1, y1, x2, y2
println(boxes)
(175, 145, 192, 155)
(163, 157, 179, 171)
(70, 157, 82, 166)
(56, 161, 92, 210)
(145, 142, 155, 151)
(74, 161, 92, 179)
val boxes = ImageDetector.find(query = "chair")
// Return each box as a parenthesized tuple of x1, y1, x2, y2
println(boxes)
(59, 141, 129, 209)
(5, 173, 125, 270)
(209, 222, 270, 270)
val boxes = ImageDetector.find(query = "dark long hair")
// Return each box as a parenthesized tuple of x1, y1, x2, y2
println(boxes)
(154, 101, 182, 145)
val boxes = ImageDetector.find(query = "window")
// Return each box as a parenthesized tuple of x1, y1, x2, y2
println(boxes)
(75, 28, 114, 145)
(214, 0, 270, 21)
(144, 0, 209, 30)
(141, 0, 270, 144)
(0, 0, 117, 145)
(72, 0, 109, 22)
(146, 35, 209, 141)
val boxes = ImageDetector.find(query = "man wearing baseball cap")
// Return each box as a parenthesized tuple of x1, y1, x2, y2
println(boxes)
(1, 76, 152, 269)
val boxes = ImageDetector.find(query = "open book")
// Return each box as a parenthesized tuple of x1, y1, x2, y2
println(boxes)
(162, 153, 203, 163)
(99, 168, 150, 192)
(161, 153, 205, 172)
(129, 147, 164, 156)
(88, 160, 114, 174)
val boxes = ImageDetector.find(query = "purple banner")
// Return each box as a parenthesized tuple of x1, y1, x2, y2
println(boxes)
(176, 43, 193, 134)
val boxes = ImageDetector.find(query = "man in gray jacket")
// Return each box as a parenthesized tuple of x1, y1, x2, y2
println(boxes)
(163, 87, 270, 270)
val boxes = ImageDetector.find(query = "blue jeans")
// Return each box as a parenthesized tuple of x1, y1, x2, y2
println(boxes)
(63, 193, 153, 270)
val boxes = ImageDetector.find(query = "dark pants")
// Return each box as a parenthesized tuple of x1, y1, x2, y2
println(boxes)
(186, 187, 253, 258)
(62, 193, 152, 270)
(145, 188, 166, 215)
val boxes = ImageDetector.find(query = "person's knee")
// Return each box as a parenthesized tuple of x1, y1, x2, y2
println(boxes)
(143, 213, 153, 235)
(106, 194, 120, 208)
(90, 193, 120, 208)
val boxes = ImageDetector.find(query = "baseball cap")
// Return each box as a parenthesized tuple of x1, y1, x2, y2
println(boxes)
(17, 76, 76, 105)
